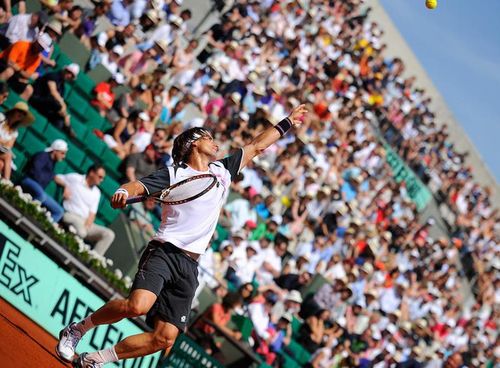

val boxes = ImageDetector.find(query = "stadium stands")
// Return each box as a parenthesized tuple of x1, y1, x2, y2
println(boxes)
(0, 0, 497, 367)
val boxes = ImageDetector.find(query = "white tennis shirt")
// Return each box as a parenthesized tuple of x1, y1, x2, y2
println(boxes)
(138, 149, 243, 254)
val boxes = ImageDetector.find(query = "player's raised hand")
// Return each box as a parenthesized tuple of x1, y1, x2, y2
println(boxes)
(288, 104, 308, 126)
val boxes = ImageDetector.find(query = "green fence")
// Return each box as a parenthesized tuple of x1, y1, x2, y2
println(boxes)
(159, 334, 224, 368)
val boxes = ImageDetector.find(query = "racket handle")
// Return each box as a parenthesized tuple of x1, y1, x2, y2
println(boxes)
(126, 196, 146, 204)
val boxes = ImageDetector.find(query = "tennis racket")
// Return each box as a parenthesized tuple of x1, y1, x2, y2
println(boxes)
(126, 174, 219, 205)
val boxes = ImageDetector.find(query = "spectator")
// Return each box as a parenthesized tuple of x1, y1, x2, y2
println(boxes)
(118, 40, 168, 85)
(0, 0, 26, 23)
(107, 82, 146, 125)
(0, 80, 9, 106)
(274, 271, 312, 292)
(107, 0, 132, 27)
(0, 101, 34, 179)
(0, 33, 52, 99)
(60, 5, 83, 34)
(36, 20, 63, 76)
(0, 10, 47, 48)
(55, 164, 115, 255)
(90, 73, 124, 117)
(102, 110, 144, 158)
(99, 44, 124, 76)
(20, 139, 67, 222)
(248, 291, 279, 365)
(29, 63, 79, 136)
(76, 0, 111, 48)
(193, 292, 243, 355)
(123, 143, 158, 183)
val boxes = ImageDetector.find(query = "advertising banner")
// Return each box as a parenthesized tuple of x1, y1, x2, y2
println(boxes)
(384, 144, 432, 211)
(0, 220, 160, 367)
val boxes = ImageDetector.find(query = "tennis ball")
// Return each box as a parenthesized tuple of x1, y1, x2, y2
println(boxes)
(426, 0, 437, 9)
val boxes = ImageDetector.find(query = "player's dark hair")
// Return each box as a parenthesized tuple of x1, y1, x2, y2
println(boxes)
(172, 127, 211, 164)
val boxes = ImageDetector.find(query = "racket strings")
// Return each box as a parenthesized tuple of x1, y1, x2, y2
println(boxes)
(157, 174, 218, 204)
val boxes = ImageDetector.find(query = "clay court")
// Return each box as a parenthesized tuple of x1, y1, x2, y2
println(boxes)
(0, 298, 70, 368)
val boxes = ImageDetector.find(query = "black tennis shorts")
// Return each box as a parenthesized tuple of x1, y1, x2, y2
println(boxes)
(131, 240, 199, 332)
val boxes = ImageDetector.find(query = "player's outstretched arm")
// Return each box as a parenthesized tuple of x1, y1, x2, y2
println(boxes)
(110, 181, 146, 209)
(240, 104, 307, 169)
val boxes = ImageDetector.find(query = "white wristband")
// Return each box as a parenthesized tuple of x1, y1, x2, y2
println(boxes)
(115, 188, 129, 198)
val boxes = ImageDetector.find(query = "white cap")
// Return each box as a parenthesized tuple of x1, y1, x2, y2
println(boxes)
(45, 139, 68, 152)
(270, 215, 282, 225)
(138, 112, 150, 122)
(36, 32, 52, 52)
(239, 111, 249, 121)
(64, 63, 80, 77)
(112, 44, 124, 56)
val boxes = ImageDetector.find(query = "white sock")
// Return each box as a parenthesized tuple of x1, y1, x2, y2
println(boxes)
(74, 316, 95, 335)
(86, 347, 119, 364)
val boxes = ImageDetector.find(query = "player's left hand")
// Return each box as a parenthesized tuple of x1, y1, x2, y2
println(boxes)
(288, 104, 308, 126)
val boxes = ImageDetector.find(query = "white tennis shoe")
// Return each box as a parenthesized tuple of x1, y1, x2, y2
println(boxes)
(72, 353, 103, 368)
(56, 322, 82, 362)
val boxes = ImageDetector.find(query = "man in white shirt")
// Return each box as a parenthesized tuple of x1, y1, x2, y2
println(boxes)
(2, 11, 45, 46)
(57, 105, 307, 367)
(55, 164, 115, 256)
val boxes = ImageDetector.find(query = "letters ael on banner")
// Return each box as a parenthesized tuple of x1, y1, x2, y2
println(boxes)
(0, 220, 160, 368)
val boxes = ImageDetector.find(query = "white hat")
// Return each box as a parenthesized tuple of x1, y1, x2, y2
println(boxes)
(138, 112, 150, 122)
(270, 215, 282, 225)
(281, 312, 293, 322)
(253, 85, 266, 96)
(112, 44, 124, 56)
(361, 263, 374, 274)
(36, 32, 52, 52)
(169, 14, 183, 27)
(247, 240, 260, 252)
(64, 63, 80, 77)
(286, 290, 303, 304)
(45, 139, 68, 152)
(282, 65, 293, 75)
(145, 9, 160, 23)
(239, 111, 249, 121)
(230, 92, 241, 103)
(154, 40, 168, 53)
(232, 230, 246, 239)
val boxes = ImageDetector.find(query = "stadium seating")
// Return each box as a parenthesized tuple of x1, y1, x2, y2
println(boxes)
(57, 33, 91, 70)
(286, 340, 311, 366)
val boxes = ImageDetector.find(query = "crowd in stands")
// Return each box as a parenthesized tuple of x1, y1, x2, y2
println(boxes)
(0, 0, 497, 367)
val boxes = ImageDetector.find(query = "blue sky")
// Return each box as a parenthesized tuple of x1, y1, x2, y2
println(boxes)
(379, 0, 500, 182)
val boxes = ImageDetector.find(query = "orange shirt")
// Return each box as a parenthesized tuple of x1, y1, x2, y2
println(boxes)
(194, 303, 231, 335)
(0, 41, 42, 76)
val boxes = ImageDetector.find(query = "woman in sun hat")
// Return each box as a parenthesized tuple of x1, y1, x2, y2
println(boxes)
(0, 101, 34, 179)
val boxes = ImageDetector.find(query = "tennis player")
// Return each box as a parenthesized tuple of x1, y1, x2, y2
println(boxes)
(57, 104, 307, 367)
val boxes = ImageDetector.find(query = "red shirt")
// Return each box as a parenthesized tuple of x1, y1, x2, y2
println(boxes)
(91, 82, 115, 111)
